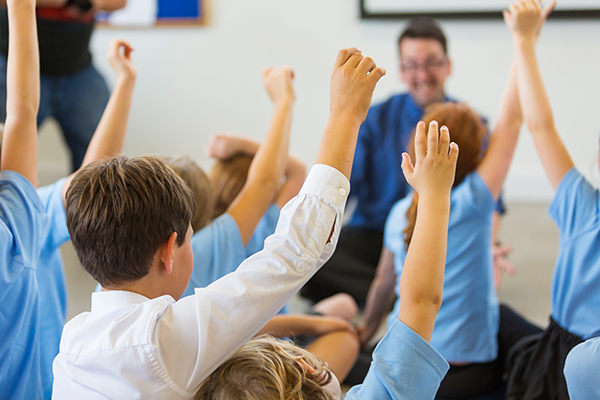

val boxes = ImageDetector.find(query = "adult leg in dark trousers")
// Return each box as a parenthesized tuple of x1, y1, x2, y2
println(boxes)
(300, 226, 383, 307)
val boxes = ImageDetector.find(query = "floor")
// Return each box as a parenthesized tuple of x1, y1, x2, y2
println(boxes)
(62, 202, 558, 329)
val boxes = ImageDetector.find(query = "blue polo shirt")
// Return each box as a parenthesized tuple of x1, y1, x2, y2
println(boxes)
(548, 168, 600, 339)
(36, 178, 70, 399)
(345, 319, 449, 400)
(564, 336, 600, 400)
(384, 172, 499, 363)
(183, 205, 288, 314)
(0, 170, 48, 400)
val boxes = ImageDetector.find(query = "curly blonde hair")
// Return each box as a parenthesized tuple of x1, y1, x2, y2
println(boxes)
(196, 336, 337, 400)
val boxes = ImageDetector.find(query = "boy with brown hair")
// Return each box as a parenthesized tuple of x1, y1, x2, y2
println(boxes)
(52, 47, 386, 398)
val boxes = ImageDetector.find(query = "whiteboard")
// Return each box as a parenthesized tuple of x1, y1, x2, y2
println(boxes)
(361, 0, 600, 17)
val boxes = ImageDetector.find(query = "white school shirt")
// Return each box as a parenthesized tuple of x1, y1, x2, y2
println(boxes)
(51, 164, 349, 400)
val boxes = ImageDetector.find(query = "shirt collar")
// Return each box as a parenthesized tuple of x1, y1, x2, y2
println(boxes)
(90, 290, 152, 314)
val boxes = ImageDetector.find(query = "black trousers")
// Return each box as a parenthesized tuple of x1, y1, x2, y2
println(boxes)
(436, 304, 543, 400)
(505, 317, 583, 400)
(300, 226, 383, 307)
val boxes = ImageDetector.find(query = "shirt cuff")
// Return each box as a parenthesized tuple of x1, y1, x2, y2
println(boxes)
(376, 319, 450, 379)
(299, 164, 350, 208)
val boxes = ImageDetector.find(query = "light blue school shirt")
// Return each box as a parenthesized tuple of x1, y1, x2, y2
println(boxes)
(548, 168, 600, 339)
(0, 170, 48, 400)
(36, 178, 70, 399)
(346, 319, 449, 400)
(384, 172, 499, 363)
(564, 336, 600, 400)
(183, 205, 288, 313)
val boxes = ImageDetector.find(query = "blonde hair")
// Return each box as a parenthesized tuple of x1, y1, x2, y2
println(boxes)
(403, 102, 486, 249)
(209, 154, 254, 219)
(162, 156, 214, 233)
(196, 336, 337, 400)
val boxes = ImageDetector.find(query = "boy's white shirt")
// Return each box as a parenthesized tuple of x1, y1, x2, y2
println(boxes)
(51, 164, 349, 400)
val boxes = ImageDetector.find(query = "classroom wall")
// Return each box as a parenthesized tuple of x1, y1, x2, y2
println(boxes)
(38, 0, 600, 201)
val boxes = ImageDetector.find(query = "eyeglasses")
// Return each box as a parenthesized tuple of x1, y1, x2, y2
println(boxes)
(400, 58, 447, 74)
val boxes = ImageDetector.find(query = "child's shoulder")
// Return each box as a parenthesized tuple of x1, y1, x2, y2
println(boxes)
(0, 170, 47, 259)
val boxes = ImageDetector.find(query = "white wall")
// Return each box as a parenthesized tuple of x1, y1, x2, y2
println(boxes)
(38, 0, 600, 201)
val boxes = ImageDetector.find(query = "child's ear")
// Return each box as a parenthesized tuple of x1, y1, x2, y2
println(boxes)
(159, 232, 178, 275)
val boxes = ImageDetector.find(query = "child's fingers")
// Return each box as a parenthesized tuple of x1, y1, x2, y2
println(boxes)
(448, 142, 459, 166)
(368, 66, 387, 84)
(439, 125, 450, 156)
(400, 152, 414, 178)
(334, 47, 362, 67)
(427, 120, 440, 155)
(357, 56, 376, 76)
(346, 52, 365, 69)
(414, 121, 427, 161)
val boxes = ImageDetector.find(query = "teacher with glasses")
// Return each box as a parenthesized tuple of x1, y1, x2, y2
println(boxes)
(301, 17, 455, 308)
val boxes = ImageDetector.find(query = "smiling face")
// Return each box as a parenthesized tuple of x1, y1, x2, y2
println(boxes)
(399, 37, 451, 108)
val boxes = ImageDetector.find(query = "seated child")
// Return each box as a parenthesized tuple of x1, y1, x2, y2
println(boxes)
(0, 1, 46, 398)
(195, 120, 457, 400)
(34, 38, 136, 399)
(51, 46, 386, 398)
(504, 1, 600, 398)
(564, 336, 600, 399)
(167, 136, 359, 380)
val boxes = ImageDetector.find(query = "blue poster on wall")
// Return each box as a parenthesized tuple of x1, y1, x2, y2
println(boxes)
(98, 0, 204, 26)
(158, 0, 201, 19)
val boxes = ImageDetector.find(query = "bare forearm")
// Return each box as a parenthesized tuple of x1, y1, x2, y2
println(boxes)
(256, 315, 317, 338)
(1, 0, 39, 183)
(80, 77, 134, 167)
(0, 0, 65, 7)
(314, 114, 363, 180)
(246, 100, 292, 189)
(515, 37, 574, 187)
(399, 195, 450, 342)
(515, 38, 555, 135)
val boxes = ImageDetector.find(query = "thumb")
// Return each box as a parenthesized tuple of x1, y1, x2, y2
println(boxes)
(401, 152, 414, 179)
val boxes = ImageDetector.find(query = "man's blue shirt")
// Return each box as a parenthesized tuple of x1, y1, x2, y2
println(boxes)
(349, 93, 443, 231)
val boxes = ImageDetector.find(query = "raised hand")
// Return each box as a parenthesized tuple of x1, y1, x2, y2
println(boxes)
(107, 39, 136, 82)
(204, 133, 250, 160)
(329, 47, 386, 124)
(262, 66, 295, 105)
(401, 121, 458, 199)
(504, 0, 543, 40)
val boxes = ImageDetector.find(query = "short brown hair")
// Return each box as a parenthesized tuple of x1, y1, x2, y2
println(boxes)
(163, 155, 213, 232)
(66, 155, 195, 288)
(196, 336, 336, 400)
(403, 102, 486, 248)
(398, 17, 448, 55)
(209, 154, 254, 219)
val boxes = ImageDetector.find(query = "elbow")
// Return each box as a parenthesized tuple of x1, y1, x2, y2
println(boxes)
(525, 116, 556, 137)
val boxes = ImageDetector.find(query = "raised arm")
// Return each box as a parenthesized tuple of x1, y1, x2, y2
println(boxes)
(0, 0, 39, 185)
(61, 39, 136, 201)
(226, 68, 294, 245)
(507, 0, 572, 189)
(478, 0, 556, 199)
(205, 134, 306, 208)
(398, 121, 457, 342)
(314, 48, 386, 178)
